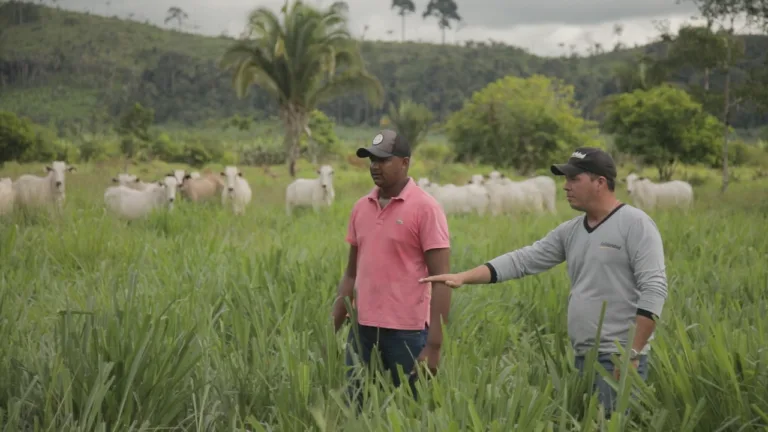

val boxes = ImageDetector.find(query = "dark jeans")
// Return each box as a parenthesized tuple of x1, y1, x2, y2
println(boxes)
(344, 323, 427, 408)
(574, 352, 649, 417)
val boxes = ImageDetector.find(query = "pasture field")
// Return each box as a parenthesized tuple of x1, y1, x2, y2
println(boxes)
(0, 159, 767, 431)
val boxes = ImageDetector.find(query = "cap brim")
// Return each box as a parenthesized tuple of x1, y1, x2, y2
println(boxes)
(551, 163, 584, 176)
(356, 146, 393, 158)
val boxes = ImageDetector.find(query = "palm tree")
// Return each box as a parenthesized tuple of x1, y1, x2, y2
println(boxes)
(219, 0, 384, 176)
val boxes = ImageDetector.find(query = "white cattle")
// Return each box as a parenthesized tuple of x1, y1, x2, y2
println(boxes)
(171, 169, 200, 185)
(472, 173, 544, 216)
(625, 173, 694, 210)
(0, 178, 15, 216)
(419, 177, 489, 215)
(524, 176, 557, 213)
(112, 173, 152, 191)
(417, 177, 441, 197)
(221, 165, 252, 215)
(13, 161, 76, 213)
(285, 165, 335, 215)
(104, 175, 178, 220)
(180, 172, 225, 202)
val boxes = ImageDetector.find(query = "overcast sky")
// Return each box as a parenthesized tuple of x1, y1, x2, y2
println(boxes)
(55, 0, 709, 56)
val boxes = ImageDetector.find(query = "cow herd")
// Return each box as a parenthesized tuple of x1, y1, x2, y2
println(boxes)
(0, 161, 695, 221)
(417, 169, 694, 216)
(0, 161, 338, 220)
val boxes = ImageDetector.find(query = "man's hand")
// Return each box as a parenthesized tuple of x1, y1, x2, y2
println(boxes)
(331, 297, 349, 333)
(419, 265, 493, 288)
(613, 358, 639, 381)
(332, 246, 357, 333)
(418, 273, 465, 288)
(412, 344, 441, 378)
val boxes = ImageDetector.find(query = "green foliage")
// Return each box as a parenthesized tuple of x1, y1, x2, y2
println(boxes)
(152, 132, 185, 163)
(302, 109, 341, 160)
(386, 99, 434, 152)
(602, 85, 722, 180)
(0, 111, 36, 165)
(0, 160, 767, 430)
(116, 102, 155, 161)
(3, 5, 768, 132)
(445, 74, 600, 174)
(219, 0, 384, 175)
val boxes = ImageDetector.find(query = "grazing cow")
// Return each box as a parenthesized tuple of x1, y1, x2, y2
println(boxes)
(221, 166, 252, 215)
(625, 173, 694, 210)
(13, 161, 76, 213)
(470, 172, 543, 215)
(171, 169, 200, 186)
(112, 173, 152, 191)
(179, 172, 225, 202)
(285, 165, 336, 215)
(0, 178, 15, 216)
(419, 177, 489, 215)
(104, 175, 178, 220)
(524, 175, 557, 214)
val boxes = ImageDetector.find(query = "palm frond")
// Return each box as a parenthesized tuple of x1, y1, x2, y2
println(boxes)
(220, 0, 382, 112)
(309, 70, 384, 107)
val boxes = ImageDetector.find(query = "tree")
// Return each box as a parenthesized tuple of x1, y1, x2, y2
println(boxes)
(445, 74, 600, 174)
(165, 6, 188, 31)
(301, 109, 341, 163)
(391, 0, 415, 42)
(0, 111, 35, 166)
(219, 1, 384, 177)
(677, 0, 768, 192)
(386, 99, 433, 152)
(601, 85, 722, 180)
(116, 102, 155, 169)
(422, 0, 461, 44)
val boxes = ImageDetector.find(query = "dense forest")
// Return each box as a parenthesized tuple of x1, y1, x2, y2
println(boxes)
(1, 2, 768, 132)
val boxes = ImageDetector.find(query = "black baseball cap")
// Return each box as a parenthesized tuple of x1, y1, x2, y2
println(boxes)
(356, 129, 411, 159)
(551, 147, 617, 180)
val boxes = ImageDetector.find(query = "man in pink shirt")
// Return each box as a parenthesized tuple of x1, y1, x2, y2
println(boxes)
(331, 129, 452, 406)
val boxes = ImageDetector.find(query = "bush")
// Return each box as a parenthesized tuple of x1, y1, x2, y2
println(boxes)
(0, 111, 36, 166)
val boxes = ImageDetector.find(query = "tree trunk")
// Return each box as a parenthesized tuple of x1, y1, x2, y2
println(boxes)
(721, 47, 731, 194)
(704, 68, 710, 91)
(280, 104, 307, 178)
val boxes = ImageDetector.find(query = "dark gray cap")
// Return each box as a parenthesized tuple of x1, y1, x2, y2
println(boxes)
(551, 147, 617, 180)
(356, 129, 411, 159)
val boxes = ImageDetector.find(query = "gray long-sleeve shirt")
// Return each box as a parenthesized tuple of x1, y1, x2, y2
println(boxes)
(486, 204, 668, 355)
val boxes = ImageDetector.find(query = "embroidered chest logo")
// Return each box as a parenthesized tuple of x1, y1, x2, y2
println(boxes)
(600, 241, 622, 250)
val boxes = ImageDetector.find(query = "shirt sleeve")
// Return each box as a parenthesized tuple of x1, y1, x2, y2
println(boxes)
(485, 221, 568, 283)
(419, 202, 450, 251)
(626, 216, 668, 318)
(345, 206, 358, 246)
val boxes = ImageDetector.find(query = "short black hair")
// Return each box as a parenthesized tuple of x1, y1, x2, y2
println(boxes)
(587, 172, 615, 191)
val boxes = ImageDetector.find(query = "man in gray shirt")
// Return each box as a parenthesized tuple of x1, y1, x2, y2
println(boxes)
(419, 147, 668, 416)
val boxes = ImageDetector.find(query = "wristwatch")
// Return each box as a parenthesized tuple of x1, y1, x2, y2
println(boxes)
(629, 348, 639, 360)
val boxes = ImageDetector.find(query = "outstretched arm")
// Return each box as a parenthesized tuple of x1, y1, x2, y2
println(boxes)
(420, 223, 569, 288)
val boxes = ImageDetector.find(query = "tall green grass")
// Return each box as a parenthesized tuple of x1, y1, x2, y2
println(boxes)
(0, 161, 767, 431)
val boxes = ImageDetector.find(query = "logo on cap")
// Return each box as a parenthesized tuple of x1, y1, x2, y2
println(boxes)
(571, 151, 587, 159)
(372, 134, 384, 145)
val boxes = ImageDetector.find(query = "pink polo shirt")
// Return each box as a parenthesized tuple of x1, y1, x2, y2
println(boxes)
(345, 177, 450, 330)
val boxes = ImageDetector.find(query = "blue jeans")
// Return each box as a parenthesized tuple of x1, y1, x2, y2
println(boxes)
(344, 323, 427, 408)
(574, 352, 649, 417)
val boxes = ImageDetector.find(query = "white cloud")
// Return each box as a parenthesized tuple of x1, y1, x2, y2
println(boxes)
(54, 0, 742, 57)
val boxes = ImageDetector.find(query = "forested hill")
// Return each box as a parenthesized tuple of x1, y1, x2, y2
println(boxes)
(1, 2, 768, 131)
